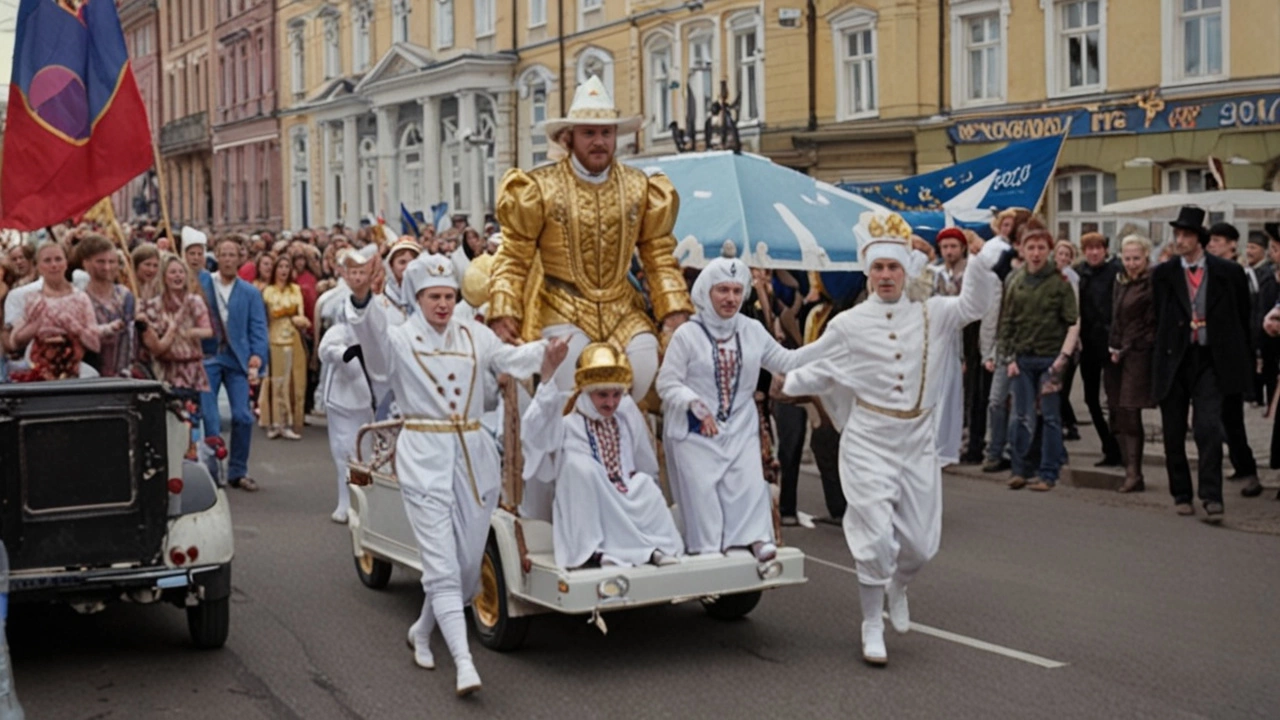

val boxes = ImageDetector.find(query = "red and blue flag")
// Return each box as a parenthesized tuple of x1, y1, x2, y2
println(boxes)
(1, 0, 154, 230)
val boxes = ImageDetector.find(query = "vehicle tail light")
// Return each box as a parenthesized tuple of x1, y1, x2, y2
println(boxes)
(170, 548, 187, 566)
(186, 546, 199, 562)
(167, 477, 184, 494)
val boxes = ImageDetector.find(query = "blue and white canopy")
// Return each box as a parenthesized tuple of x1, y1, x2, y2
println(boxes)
(627, 151, 885, 271)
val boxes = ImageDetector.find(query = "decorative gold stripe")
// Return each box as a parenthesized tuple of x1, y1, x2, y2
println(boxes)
(567, 108, 622, 120)
(403, 418, 482, 433)
(856, 398, 929, 420)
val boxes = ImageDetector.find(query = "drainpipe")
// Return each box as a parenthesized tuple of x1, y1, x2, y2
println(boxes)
(937, 0, 946, 115)
(807, 0, 817, 132)
(512, 0, 520, 166)
(558, 0, 567, 115)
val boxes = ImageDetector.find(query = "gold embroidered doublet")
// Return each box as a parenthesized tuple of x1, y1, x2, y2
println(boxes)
(489, 159, 693, 348)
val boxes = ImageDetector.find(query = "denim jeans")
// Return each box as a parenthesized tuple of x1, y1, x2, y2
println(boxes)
(1011, 355, 1064, 483)
(985, 360, 1015, 462)
(202, 354, 255, 481)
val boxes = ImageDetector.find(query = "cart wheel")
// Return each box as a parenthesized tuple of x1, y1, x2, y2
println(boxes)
(472, 539, 530, 651)
(702, 591, 763, 620)
(354, 551, 393, 589)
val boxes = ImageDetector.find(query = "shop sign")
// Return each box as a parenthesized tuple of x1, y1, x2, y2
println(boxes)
(949, 90, 1280, 144)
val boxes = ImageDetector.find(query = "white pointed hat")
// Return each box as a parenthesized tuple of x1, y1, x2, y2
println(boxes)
(542, 75, 643, 141)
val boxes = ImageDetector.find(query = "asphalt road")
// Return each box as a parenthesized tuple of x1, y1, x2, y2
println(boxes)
(12, 425, 1280, 720)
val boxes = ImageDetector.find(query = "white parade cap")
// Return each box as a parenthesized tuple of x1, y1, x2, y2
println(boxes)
(404, 253, 459, 299)
(181, 226, 208, 253)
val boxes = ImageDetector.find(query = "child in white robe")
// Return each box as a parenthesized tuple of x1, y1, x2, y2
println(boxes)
(523, 342, 683, 569)
(657, 257, 819, 561)
(317, 320, 373, 523)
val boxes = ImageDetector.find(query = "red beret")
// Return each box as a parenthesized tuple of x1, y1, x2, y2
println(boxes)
(935, 227, 966, 245)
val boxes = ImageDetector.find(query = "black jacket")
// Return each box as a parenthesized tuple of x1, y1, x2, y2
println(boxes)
(1151, 254, 1253, 401)
(1076, 257, 1122, 357)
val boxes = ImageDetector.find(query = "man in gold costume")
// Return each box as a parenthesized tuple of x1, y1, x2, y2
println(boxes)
(489, 76, 693, 399)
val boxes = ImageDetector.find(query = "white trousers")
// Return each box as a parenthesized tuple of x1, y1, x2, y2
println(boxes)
(326, 405, 373, 514)
(542, 324, 659, 401)
(839, 406, 942, 587)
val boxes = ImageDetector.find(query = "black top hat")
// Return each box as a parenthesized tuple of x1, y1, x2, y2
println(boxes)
(1207, 221, 1239, 241)
(1169, 206, 1206, 231)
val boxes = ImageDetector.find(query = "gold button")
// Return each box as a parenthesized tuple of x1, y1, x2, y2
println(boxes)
(893, 385, 904, 392)
(898, 374, 905, 380)
(886, 312, 893, 320)
(454, 388, 462, 396)
(889, 333, 897, 340)
(449, 401, 457, 410)
(437, 386, 446, 395)
(895, 353, 902, 360)
(448, 373, 456, 381)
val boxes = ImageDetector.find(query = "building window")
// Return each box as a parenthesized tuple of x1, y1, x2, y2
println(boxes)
(476, 0, 495, 38)
(393, 0, 411, 43)
(1163, 166, 1217, 194)
(291, 128, 312, 229)
(646, 37, 673, 137)
(1054, 171, 1118, 241)
(1055, 0, 1103, 94)
(353, 2, 372, 73)
(359, 137, 377, 218)
(289, 26, 305, 95)
(436, 0, 454, 49)
(529, 0, 546, 27)
(686, 30, 714, 127)
(830, 8, 876, 121)
(1165, 0, 1225, 84)
(728, 11, 762, 123)
(576, 47, 614, 100)
(324, 14, 341, 79)
(962, 12, 1001, 103)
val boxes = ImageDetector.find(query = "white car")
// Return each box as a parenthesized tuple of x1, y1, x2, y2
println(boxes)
(345, 384, 806, 651)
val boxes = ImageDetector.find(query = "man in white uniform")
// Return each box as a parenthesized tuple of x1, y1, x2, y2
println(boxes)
(783, 212, 1005, 666)
(318, 251, 376, 524)
(523, 342, 683, 569)
(345, 252, 563, 696)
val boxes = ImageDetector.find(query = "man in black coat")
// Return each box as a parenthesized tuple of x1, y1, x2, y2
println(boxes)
(1151, 207, 1253, 523)
(1075, 234, 1123, 466)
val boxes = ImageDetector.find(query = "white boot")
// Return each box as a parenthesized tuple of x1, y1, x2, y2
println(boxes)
(455, 659, 482, 697)
(861, 621, 888, 666)
(406, 619, 435, 670)
(433, 592, 481, 697)
(858, 583, 888, 666)
(886, 579, 910, 634)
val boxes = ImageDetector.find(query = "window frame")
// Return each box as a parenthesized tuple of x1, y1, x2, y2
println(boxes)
(436, 0, 455, 50)
(352, 1, 372, 74)
(644, 33, 674, 140)
(1044, 0, 1107, 99)
(1052, 170, 1120, 242)
(685, 26, 716, 129)
(1161, 0, 1228, 86)
(288, 24, 305, 96)
(727, 10, 764, 126)
(529, 0, 547, 28)
(829, 7, 878, 121)
(323, 13, 341, 80)
(575, 46, 615, 100)
(392, 0, 411, 44)
(950, 0, 1007, 108)
(476, 0, 496, 39)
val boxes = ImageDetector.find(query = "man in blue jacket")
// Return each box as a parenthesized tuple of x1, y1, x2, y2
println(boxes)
(200, 235, 269, 491)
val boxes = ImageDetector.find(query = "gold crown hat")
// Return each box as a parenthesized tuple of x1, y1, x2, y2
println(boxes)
(542, 75, 643, 143)
(575, 342, 633, 392)
(461, 252, 495, 308)
(855, 211, 913, 267)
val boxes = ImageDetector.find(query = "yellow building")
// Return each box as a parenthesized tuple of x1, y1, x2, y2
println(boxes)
(277, 0, 1280, 240)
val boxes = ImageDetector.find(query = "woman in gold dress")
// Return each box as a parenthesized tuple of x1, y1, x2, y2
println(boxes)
(260, 254, 310, 439)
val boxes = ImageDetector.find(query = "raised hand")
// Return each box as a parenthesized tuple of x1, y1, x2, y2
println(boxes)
(491, 316, 522, 345)
(540, 335, 570, 379)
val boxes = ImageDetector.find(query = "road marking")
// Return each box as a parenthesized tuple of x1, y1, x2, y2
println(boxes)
(807, 555, 1069, 669)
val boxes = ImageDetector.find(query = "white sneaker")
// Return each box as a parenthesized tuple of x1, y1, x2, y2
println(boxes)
(886, 580, 910, 634)
(330, 509, 349, 524)
(281, 428, 302, 440)
(266, 427, 282, 439)
(650, 550, 679, 567)
(752, 541, 778, 562)
(861, 621, 888, 666)
(455, 660, 481, 696)
(406, 624, 434, 670)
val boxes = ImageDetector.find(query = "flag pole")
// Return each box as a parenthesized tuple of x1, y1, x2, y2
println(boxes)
(151, 145, 175, 243)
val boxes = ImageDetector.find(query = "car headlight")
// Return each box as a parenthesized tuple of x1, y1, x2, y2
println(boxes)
(757, 559, 783, 580)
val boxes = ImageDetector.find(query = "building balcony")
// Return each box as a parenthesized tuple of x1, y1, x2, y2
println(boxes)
(160, 111, 209, 156)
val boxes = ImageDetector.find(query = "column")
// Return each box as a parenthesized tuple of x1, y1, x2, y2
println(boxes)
(374, 104, 399, 222)
(493, 90, 516, 183)
(419, 97, 442, 218)
(342, 115, 359, 228)
(322, 121, 335, 225)
(456, 90, 484, 229)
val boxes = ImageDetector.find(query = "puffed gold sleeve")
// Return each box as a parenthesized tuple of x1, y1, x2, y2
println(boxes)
(490, 168, 545, 322)
(637, 173, 694, 321)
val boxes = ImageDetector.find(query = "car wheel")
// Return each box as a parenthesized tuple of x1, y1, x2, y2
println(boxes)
(354, 551, 393, 589)
(187, 596, 230, 649)
(702, 591, 763, 621)
(471, 538, 529, 652)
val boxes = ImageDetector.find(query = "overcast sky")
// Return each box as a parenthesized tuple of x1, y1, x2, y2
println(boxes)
(0, 1, 14, 91)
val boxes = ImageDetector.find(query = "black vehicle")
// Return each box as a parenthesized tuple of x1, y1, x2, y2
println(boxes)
(0, 378, 234, 649)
